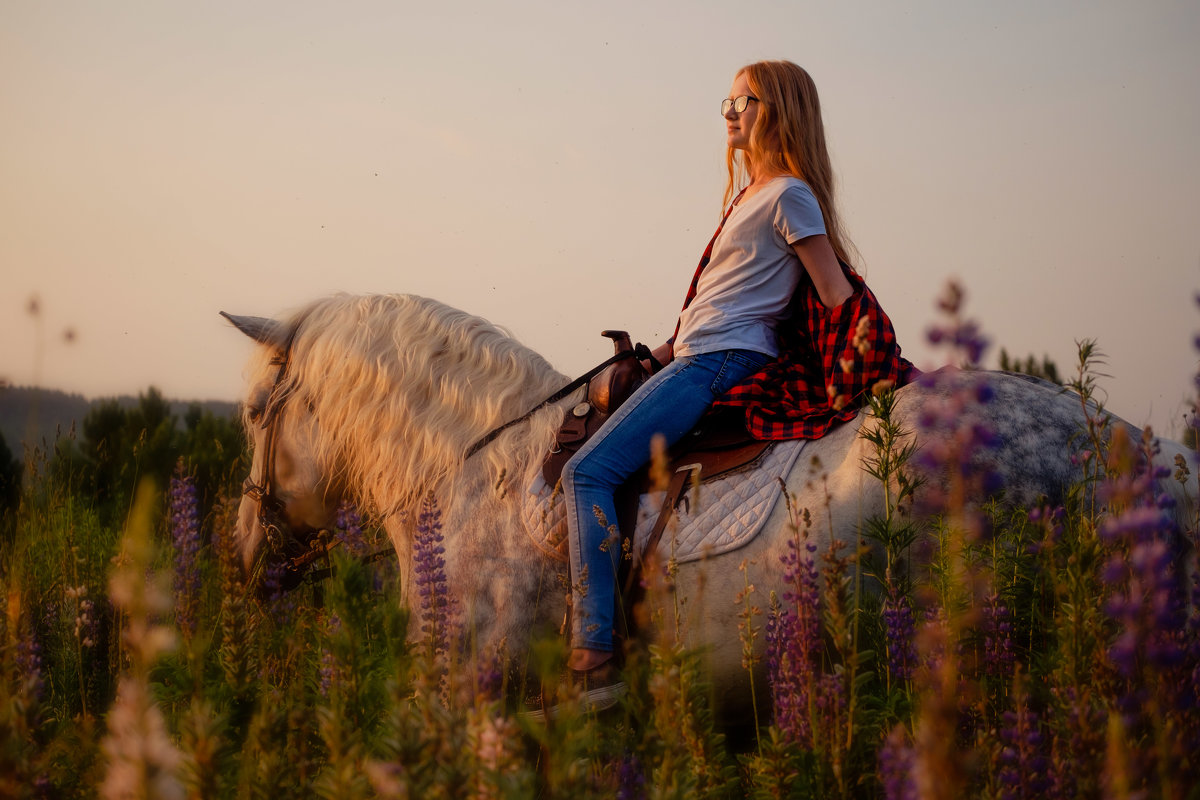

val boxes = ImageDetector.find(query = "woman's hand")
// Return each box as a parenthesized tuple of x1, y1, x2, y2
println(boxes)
(792, 234, 853, 309)
(644, 341, 673, 374)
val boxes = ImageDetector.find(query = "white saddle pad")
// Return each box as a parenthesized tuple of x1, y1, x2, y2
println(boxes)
(521, 439, 806, 564)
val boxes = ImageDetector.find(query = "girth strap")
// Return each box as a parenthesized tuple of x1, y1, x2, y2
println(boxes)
(622, 462, 697, 595)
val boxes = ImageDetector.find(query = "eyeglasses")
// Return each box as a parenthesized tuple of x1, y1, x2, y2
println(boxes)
(721, 95, 759, 115)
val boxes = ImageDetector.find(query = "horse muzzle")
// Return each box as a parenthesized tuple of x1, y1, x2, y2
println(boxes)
(241, 479, 332, 596)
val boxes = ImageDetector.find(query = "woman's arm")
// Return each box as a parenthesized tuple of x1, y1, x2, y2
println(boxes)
(642, 340, 673, 373)
(792, 233, 853, 309)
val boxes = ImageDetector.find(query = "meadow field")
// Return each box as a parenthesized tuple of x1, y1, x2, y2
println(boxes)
(2, 311, 1198, 799)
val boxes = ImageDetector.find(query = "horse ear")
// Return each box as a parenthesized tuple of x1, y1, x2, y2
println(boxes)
(220, 312, 290, 348)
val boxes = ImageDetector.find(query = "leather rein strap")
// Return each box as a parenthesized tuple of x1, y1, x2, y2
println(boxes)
(462, 343, 659, 461)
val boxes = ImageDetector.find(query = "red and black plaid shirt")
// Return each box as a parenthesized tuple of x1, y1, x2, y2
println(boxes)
(672, 203, 915, 441)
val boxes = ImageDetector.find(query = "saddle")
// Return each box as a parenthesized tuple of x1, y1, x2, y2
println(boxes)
(542, 331, 771, 586)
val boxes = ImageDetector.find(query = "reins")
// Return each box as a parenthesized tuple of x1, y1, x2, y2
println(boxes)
(462, 342, 658, 461)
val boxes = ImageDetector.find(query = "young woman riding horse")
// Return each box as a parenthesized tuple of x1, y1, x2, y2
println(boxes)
(560, 60, 913, 711)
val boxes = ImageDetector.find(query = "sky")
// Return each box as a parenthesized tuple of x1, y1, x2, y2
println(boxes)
(3, 0, 1198, 439)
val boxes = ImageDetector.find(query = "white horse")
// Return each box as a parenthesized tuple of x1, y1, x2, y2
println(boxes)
(223, 293, 1194, 717)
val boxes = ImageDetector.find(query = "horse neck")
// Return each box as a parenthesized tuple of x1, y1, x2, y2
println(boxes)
(316, 314, 570, 526)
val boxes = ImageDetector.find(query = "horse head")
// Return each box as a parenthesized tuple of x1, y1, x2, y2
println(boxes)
(222, 311, 346, 584)
(222, 293, 587, 608)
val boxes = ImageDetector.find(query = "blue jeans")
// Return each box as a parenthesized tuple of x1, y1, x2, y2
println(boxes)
(562, 348, 771, 651)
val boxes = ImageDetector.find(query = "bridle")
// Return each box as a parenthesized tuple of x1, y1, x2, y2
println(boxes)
(242, 320, 387, 592)
(243, 323, 655, 591)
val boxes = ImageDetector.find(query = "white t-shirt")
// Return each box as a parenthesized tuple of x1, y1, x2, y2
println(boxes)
(674, 177, 827, 358)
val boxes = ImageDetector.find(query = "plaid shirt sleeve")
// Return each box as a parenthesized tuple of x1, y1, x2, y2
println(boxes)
(711, 264, 916, 440)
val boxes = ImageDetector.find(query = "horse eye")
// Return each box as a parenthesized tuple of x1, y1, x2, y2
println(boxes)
(247, 406, 263, 423)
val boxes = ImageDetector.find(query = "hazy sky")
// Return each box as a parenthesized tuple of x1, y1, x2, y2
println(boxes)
(3, 0, 1198, 438)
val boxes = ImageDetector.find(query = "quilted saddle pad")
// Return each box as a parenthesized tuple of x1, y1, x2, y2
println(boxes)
(521, 439, 806, 564)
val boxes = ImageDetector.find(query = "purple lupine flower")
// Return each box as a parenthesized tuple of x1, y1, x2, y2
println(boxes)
(318, 612, 344, 697)
(916, 282, 1008, 517)
(982, 592, 1015, 681)
(1184, 563, 1200, 759)
(925, 280, 991, 369)
(168, 461, 202, 641)
(1100, 506, 1174, 546)
(882, 586, 917, 687)
(1096, 429, 1200, 788)
(1102, 530, 1184, 679)
(878, 725, 918, 800)
(910, 374, 1004, 519)
(474, 646, 504, 703)
(1046, 686, 1108, 796)
(414, 492, 452, 661)
(615, 751, 646, 800)
(766, 534, 822, 745)
(915, 605, 954, 685)
(996, 702, 1051, 800)
(15, 622, 46, 703)
(261, 558, 298, 628)
(813, 670, 847, 746)
(1099, 458, 1186, 683)
(334, 500, 366, 558)
(1027, 504, 1065, 554)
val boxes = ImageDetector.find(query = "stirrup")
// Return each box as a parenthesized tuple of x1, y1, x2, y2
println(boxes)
(521, 660, 627, 723)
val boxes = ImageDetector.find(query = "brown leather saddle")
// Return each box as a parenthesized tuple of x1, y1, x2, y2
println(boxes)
(542, 331, 772, 589)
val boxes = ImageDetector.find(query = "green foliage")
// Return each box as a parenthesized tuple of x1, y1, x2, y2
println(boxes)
(44, 387, 245, 527)
(181, 403, 248, 511)
(642, 643, 740, 799)
(740, 726, 818, 800)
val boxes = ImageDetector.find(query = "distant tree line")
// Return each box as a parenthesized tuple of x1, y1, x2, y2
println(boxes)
(0, 387, 246, 535)
(998, 347, 1061, 385)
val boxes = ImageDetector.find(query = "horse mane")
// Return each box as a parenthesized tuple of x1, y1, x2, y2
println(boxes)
(246, 294, 570, 520)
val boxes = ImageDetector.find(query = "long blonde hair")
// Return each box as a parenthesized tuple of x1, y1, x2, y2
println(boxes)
(724, 60, 857, 267)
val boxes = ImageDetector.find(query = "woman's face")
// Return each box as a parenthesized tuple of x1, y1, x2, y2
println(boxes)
(724, 71, 759, 151)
